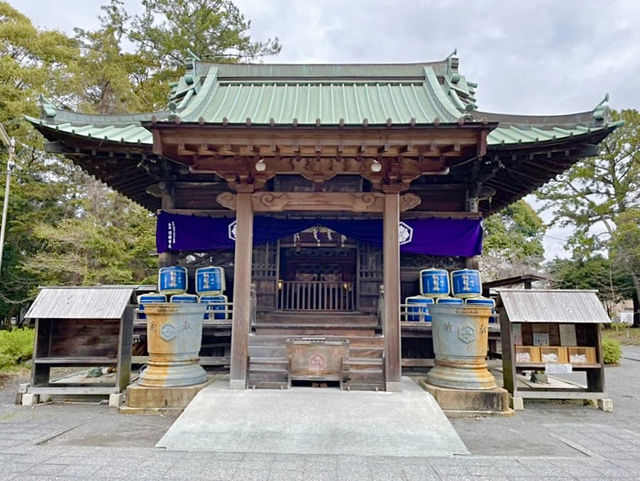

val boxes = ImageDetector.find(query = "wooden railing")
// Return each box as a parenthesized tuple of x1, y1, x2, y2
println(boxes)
(399, 302, 431, 323)
(278, 281, 355, 311)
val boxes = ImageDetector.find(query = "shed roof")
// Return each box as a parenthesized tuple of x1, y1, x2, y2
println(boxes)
(25, 287, 136, 319)
(497, 289, 611, 324)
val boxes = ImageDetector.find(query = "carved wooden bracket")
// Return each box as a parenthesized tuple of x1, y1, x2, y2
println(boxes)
(399, 193, 421, 211)
(216, 192, 421, 213)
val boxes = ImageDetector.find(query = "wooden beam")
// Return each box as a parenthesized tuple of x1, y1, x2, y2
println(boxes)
(152, 129, 162, 156)
(216, 192, 422, 213)
(155, 125, 483, 157)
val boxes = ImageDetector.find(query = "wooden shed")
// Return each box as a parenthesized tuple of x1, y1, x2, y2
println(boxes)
(497, 289, 612, 411)
(24, 286, 136, 398)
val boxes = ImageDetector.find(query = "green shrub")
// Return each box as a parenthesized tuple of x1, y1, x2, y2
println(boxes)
(0, 352, 14, 371)
(602, 338, 622, 365)
(610, 322, 630, 331)
(0, 328, 35, 368)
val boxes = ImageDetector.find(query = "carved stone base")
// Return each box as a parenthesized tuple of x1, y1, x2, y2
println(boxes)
(420, 380, 512, 417)
(124, 379, 212, 411)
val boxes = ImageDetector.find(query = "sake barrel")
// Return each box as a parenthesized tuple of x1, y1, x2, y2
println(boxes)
(419, 269, 450, 298)
(465, 297, 495, 308)
(196, 266, 225, 296)
(451, 269, 482, 298)
(406, 296, 434, 322)
(170, 294, 199, 303)
(200, 295, 228, 320)
(435, 297, 464, 305)
(158, 266, 188, 295)
(137, 293, 167, 320)
(466, 297, 497, 323)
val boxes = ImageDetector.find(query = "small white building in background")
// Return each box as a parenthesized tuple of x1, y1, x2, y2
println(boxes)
(619, 310, 634, 326)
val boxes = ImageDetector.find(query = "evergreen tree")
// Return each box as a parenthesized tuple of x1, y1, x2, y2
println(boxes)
(537, 110, 640, 324)
(481, 200, 546, 281)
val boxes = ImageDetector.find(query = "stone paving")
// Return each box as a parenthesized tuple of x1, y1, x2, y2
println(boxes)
(0, 347, 639, 480)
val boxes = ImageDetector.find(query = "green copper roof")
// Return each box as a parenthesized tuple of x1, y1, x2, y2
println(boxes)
(27, 56, 617, 146)
(24, 117, 153, 144)
(165, 62, 474, 125)
(25, 116, 618, 148)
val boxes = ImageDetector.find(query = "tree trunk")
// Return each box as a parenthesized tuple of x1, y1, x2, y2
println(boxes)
(631, 271, 640, 327)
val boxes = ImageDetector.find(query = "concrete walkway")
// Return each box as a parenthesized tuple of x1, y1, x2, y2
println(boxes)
(157, 377, 469, 457)
(2, 347, 640, 479)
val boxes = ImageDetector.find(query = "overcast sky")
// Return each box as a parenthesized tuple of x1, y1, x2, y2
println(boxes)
(10, 0, 640, 259)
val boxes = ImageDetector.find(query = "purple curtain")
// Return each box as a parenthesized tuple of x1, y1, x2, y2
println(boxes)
(156, 211, 482, 256)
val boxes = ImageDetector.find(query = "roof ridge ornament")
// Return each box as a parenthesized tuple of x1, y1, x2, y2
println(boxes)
(592, 93, 610, 123)
(446, 48, 460, 84)
(39, 94, 57, 119)
(185, 48, 201, 75)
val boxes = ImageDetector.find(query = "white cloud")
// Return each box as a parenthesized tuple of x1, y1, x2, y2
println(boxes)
(8, 0, 640, 261)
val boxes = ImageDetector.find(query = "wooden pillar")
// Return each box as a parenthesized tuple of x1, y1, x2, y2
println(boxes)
(383, 190, 402, 391)
(158, 182, 178, 267)
(229, 189, 254, 389)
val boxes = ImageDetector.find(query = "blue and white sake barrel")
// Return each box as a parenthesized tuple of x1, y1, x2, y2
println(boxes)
(465, 297, 495, 308)
(170, 294, 199, 303)
(200, 295, 227, 320)
(137, 293, 167, 320)
(435, 297, 464, 305)
(419, 269, 450, 298)
(196, 266, 225, 296)
(158, 266, 188, 295)
(451, 269, 482, 298)
(466, 297, 497, 322)
(406, 296, 434, 322)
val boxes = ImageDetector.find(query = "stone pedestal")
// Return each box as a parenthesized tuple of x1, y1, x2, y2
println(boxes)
(420, 380, 512, 417)
(122, 380, 211, 413)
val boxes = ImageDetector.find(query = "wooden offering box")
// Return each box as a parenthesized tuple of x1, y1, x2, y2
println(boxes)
(286, 338, 349, 388)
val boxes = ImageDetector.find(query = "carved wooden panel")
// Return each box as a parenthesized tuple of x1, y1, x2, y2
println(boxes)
(217, 192, 421, 213)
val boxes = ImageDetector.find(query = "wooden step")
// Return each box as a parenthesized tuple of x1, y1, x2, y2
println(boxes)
(255, 322, 379, 330)
(248, 381, 288, 389)
(350, 347, 384, 359)
(249, 334, 385, 348)
(254, 327, 377, 336)
(248, 366, 288, 387)
(344, 359, 383, 370)
(346, 369, 385, 384)
(250, 357, 288, 368)
(248, 345, 287, 358)
(260, 312, 378, 325)
(347, 383, 385, 391)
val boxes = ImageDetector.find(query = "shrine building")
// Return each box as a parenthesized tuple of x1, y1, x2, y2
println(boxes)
(28, 54, 619, 391)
